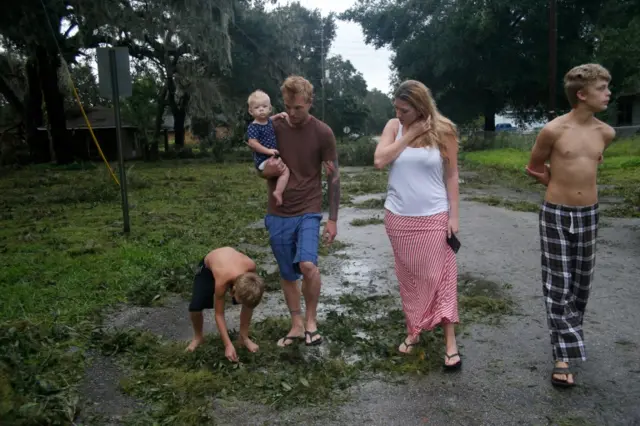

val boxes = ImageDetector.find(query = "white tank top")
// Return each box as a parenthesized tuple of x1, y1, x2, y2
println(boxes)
(384, 123, 449, 216)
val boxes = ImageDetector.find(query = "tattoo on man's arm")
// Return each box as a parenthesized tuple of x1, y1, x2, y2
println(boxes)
(327, 159, 340, 221)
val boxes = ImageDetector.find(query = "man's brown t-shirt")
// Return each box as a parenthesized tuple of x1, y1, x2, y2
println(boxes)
(267, 115, 337, 217)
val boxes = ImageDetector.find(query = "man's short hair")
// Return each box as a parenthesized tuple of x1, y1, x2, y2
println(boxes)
(281, 75, 314, 103)
(248, 90, 271, 108)
(233, 272, 265, 309)
(564, 63, 611, 106)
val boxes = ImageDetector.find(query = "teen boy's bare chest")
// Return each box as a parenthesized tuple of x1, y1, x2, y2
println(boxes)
(554, 128, 605, 163)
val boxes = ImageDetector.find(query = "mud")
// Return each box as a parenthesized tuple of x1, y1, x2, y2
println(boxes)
(79, 180, 640, 425)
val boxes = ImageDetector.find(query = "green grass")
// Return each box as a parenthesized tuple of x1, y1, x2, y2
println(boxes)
(337, 137, 377, 167)
(466, 195, 540, 213)
(0, 159, 514, 424)
(460, 137, 640, 217)
(353, 198, 386, 209)
(350, 216, 385, 226)
(0, 160, 272, 424)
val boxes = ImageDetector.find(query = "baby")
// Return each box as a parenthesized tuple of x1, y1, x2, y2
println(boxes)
(246, 90, 290, 206)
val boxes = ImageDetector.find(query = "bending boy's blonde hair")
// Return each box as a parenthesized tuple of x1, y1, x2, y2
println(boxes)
(233, 272, 265, 309)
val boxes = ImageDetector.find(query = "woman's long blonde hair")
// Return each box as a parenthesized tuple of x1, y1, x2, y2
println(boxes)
(394, 80, 457, 161)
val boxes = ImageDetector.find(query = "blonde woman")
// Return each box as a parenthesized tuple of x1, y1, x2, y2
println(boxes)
(374, 80, 461, 370)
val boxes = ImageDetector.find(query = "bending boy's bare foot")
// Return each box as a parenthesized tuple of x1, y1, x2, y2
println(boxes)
(186, 336, 204, 352)
(274, 191, 283, 206)
(239, 337, 259, 353)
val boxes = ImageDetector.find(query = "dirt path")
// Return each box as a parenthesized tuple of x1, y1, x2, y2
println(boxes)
(79, 189, 640, 425)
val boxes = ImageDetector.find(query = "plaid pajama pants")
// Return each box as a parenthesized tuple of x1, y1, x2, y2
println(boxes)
(539, 201, 599, 362)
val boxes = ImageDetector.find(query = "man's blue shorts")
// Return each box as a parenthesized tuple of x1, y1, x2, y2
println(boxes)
(264, 213, 322, 282)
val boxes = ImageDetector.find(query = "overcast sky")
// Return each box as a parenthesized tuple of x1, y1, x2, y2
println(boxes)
(268, 0, 394, 94)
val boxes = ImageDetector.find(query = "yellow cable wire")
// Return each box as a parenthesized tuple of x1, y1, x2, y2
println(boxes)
(69, 83, 120, 186)
(37, 0, 120, 186)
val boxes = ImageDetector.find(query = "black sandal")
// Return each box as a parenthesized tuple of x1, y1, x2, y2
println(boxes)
(551, 367, 576, 388)
(399, 339, 418, 354)
(277, 335, 304, 347)
(444, 352, 462, 371)
(305, 330, 323, 346)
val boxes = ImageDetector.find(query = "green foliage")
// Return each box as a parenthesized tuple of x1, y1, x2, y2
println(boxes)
(350, 216, 384, 226)
(466, 195, 540, 213)
(0, 321, 87, 425)
(0, 159, 517, 424)
(364, 89, 394, 135)
(121, 74, 162, 145)
(337, 137, 377, 167)
(323, 55, 370, 137)
(460, 137, 640, 216)
(342, 0, 640, 127)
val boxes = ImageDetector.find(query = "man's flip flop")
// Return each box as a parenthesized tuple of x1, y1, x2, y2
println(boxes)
(444, 352, 462, 371)
(277, 335, 304, 347)
(305, 330, 323, 346)
(551, 367, 576, 388)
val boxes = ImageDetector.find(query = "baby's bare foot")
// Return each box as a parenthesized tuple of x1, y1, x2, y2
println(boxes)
(186, 336, 204, 352)
(274, 191, 283, 206)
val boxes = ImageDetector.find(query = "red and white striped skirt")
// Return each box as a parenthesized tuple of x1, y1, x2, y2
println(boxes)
(384, 209, 459, 338)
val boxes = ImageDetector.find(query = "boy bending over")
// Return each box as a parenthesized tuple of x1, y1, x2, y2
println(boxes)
(186, 247, 265, 363)
(246, 89, 290, 206)
(526, 63, 615, 387)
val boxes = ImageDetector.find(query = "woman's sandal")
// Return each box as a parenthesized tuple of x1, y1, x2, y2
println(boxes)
(551, 367, 576, 388)
(443, 352, 462, 371)
(399, 338, 419, 354)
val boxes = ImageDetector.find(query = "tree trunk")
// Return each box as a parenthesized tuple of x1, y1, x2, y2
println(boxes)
(149, 87, 167, 160)
(37, 47, 71, 165)
(482, 97, 497, 150)
(0, 77, 25, 117)
(173, 110, 186, 147)
(483, 103, 496, 132)
(24, 55, 49, 163)
(172, 93, 190, 148)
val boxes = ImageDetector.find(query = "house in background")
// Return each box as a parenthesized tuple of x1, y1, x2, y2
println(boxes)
(36, 106, 142, 161)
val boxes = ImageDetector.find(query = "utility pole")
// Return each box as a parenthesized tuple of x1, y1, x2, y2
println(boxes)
(548, 0, 558, 122)
(321, 22, 325, 121)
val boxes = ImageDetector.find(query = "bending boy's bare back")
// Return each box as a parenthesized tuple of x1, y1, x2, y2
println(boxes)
(528, 114, 615, 206)
(204, 247, 256, 290)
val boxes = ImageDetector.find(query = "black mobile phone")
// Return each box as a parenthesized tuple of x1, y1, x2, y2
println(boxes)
(447, 233, 461, 254)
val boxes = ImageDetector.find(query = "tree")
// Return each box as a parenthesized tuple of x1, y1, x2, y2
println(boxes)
(0, 0, 111, 163)
(323, 55, 369, 137)
(594, 2, 640, 95)
(204, 1, 338, 143)
(364, 89, 394, 135)
(342, 0, 640, 129)
(90, 0, 235, 151)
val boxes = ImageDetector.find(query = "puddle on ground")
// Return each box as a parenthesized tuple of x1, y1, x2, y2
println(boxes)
(458, 273, 507, 299)
(103, 205, 398, 342)
(104, 201, 519, 344)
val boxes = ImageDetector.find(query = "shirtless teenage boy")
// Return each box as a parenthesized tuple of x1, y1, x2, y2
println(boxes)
(186, 247, 265, 363)
(526, 63, 616, 387)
